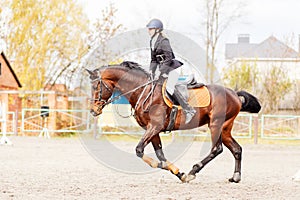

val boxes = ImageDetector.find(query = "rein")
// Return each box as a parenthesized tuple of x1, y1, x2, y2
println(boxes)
(91, 71, 157, 114)
(103, 79, 156, 107)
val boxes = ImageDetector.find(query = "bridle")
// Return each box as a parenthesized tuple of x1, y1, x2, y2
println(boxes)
(90, 70, 157, 114)
(90, 72, 113, 103)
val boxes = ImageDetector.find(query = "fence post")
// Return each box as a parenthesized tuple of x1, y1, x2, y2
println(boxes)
(14, 110, 18, 135)
(48, 92, 57, 131)
(253, 114, 259, 144)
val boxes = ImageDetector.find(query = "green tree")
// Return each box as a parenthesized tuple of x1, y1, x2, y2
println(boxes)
(261, 66, 292, 113)
(222, 61, 259, 92)
(1, 0, 89, 90)
(223, 62, 292, 113)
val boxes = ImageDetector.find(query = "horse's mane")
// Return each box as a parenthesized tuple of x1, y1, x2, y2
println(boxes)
(119, 61, 150, 77)
(96, 61, 150, 78)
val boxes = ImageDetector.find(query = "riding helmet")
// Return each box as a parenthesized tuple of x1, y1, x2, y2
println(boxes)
(146, 19, 163, 30)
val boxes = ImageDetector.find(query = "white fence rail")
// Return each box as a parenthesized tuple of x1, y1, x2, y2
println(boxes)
(261, 114, 300, 140)
(21, 108, 92, 135)
(2, 106, 299, 141)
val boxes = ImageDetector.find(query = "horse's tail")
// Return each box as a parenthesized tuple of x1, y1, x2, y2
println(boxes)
(236, 90, 261, 113)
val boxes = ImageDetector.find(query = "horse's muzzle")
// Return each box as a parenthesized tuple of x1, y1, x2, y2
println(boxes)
(90, 109, 102, 117)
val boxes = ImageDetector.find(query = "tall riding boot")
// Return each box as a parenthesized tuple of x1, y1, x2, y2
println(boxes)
(173, 89, 196, 124)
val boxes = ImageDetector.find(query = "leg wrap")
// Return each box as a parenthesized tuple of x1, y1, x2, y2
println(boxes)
(166, 161, 179, 175)
(157, 161, 179, 174)
(157, 161, 168, 170)
(142, 155, 158, 168)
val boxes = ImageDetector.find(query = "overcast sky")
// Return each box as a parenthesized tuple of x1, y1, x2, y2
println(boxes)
(80, 0, 300, 66)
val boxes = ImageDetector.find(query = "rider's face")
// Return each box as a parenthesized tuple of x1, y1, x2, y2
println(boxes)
(148, 28, 156, 37)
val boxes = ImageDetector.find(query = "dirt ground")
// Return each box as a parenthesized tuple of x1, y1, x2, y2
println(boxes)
(0, 136, 300, 200)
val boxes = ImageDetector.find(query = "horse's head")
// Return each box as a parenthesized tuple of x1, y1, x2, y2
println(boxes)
(86, 68, 114, 117)
(86, 62, 151, 116)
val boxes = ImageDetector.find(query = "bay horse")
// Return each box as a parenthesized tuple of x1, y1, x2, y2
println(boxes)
(86, 61, 261, 183)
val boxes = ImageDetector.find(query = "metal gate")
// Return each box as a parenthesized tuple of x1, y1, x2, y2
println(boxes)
(21, 108, 92, 135)
(261, 114, 300, 140)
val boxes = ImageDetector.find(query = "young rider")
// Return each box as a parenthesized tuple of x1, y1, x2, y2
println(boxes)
(146, 18, 196, 124)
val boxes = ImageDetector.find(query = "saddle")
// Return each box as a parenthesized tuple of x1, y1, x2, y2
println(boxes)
(162, 77, 210, 109)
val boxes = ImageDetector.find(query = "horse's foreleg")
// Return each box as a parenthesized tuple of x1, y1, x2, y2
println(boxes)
(151, 135, 186, 181)
(135, 127, 161, 168)
(135, 131, 185, 181)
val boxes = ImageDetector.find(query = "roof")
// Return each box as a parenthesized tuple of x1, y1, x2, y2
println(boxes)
(1, 52, 22, 88)
(225, 36, 299, 60)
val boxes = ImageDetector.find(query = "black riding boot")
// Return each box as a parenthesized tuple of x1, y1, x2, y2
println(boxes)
(173, 89, 196, 124)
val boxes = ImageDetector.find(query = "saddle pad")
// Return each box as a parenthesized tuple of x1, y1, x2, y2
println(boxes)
(162, 81, 210, 109)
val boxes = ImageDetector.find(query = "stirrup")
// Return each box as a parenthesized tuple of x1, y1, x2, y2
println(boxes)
(184, 109, 196, 124)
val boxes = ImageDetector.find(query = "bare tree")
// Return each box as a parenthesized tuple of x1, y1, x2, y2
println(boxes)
(87, 3, 124, 66)
(203, 0, 245, 83)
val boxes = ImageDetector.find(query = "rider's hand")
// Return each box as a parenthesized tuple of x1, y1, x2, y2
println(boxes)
(160, 73, 168, 78)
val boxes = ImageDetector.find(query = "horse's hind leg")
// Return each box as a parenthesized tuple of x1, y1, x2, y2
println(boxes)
(183, 119, 223, 183)
(222, 119, 242, 183)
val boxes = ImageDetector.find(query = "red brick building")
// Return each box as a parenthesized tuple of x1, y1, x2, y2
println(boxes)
(0, 52, 22, 113)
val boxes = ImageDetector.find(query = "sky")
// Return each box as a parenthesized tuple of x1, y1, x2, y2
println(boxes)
(79, 0, 300, 67)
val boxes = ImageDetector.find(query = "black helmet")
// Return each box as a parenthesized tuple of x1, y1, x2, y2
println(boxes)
(146, 19, 163, 30)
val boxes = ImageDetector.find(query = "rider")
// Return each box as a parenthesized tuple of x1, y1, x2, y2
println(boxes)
(146, 18, 196, 124)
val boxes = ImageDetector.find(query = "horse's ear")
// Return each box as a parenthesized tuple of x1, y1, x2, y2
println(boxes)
(85, 68, 93, 75)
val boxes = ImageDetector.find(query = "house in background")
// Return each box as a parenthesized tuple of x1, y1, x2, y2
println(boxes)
(0, 52, 22, 90)
(0, 52, 22, 114)
(225, 34, 300, 79)
(225, 34, 300, 110)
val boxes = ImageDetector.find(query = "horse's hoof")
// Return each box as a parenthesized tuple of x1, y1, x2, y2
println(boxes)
(181, 174, 196, 183)
(180, 173, 187, 182)
(229, 172, 241, 183)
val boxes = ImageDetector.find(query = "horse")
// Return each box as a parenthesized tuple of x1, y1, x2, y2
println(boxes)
(86, 61, 261, 183)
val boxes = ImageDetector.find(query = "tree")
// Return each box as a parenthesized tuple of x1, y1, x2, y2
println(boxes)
(87, 3, 124, 67)
(292, 80, 300, 114)
(1, 0, 89, 90)
(74, 3, 124, 94)
(260, 66, 292, 113)
(203, 0, 245, 83)
(223, 62, 292, 113)
(222, 61, 259, 92)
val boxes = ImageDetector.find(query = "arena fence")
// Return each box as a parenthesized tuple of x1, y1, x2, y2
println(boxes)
(4, 106, 299, 141)
(261, 114, 300, 140)
(21, 108, 92, 136)
(0, 112, 16, 135)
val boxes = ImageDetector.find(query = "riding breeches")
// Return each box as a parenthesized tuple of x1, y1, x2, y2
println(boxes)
(166, 69, 180, 95)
